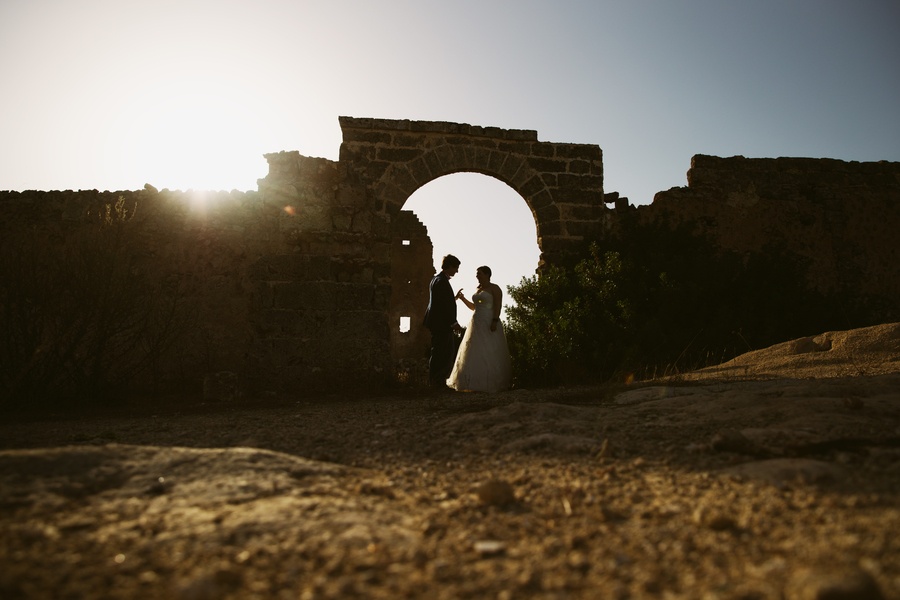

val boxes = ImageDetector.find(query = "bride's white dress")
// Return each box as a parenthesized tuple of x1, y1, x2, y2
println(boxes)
(447, 289, 512, 393)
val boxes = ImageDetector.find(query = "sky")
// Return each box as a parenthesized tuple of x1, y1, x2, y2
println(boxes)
(2, 0, 899, 309)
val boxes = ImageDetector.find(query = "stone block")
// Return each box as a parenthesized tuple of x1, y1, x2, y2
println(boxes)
(567, 159, 593, 174)
(559, 204, 598, 221)
(528, 157, 568, 173)
(407, 157, 432, 186)
(552, 187, 603, 205)
(497, 141, 532, 156)
(520, 175, 546, 198)
(565, 219, 605, 237)
(535, 203, 560, 222)
(247, 255, 309, 280)
(556, 173, 603, 191)
(341, 129, 392, 145)
(536, 220, 563, 236)
(251, 281, 275, 309)
(388, 166, 418, 196)
(498, 155, 526, 184)
(331, 210, 353, 232)
(554, 143, 602, 162)
(529, 142, 555, 158)
(377, 147, 421, 162)
(540, 173, 558, 187)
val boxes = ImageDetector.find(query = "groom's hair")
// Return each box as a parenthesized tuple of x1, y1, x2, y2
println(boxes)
(441, 254, 461, 269)
(477, 266, 492, 277)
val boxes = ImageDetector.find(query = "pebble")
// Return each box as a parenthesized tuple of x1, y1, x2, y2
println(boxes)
(784, 567, 884, 600)
(692, 505, 738, 531)
(473, 540, 506, 557)
(475, 480, 516, 506)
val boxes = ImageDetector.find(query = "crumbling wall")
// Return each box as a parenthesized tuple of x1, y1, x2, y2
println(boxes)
(635, 155, 900, 304)
(0, 151, 427, 400)
(2, 123, 898, 401)
(252, 152, 393, 392)
(0, 187, 286, 396)
(389, 211, 433, 381)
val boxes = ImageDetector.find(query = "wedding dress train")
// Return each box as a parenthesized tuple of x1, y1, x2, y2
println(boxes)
(447, 289, 512, 393)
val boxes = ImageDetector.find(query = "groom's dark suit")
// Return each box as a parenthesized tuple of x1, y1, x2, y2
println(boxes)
(423, 271, 457, 386)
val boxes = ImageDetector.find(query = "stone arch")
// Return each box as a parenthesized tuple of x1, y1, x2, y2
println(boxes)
(336, 117, 607, 372)
(252, 117, 608, 386)
(377, 145, 545, 222)
(337, 116, 606, 267)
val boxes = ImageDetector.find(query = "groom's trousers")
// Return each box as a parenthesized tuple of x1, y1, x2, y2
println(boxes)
(428, 327, 455, 386)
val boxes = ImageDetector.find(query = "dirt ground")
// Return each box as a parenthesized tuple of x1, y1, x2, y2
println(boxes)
(1, 323, 899, 599)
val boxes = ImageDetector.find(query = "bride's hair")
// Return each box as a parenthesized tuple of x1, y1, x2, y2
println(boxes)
(477, 266, 492, 278)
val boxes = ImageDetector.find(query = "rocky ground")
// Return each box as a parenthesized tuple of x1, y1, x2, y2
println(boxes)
(1, 323, 899, 599)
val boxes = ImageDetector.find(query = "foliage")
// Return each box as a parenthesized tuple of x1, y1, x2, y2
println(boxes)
(505, 250, 632, 384)
(0, 197, 190, 410)
(505, 220, 876, 387)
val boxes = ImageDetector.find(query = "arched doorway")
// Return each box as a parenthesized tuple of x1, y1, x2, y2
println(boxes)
(388, 173, 541, 378)
(336, 117, 604, 380)
(253, 117, 607, 390)
(404, 172, 541, 316)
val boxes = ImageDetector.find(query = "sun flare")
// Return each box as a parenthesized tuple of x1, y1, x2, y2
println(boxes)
(107, 83, 270, 192)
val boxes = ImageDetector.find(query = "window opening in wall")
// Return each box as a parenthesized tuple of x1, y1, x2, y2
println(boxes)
(402, 239, 410, 246)
(399, 316, 411, 333)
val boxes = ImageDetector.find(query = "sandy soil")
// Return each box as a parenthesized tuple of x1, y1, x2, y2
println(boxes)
(1, 323, 899, 599)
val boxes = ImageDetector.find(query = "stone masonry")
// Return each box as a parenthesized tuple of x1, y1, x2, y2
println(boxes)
(640, 155, 900, 302)
(0, 118, 897, 398)
(254, 117, 608, 389)
(334, 117, 606, 270)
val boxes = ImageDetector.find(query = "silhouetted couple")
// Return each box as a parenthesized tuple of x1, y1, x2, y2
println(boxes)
(423, 254, 511, 393)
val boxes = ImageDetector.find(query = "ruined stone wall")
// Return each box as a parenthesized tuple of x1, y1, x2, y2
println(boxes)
(388, 211, 433, 380)
(636, 155, 900, 304)
(254, 117, 609, 389)
(0, 187, 286, 395)
(0, 169, 393, 396)
(2, 120, 898, 400)
(335, 116, 605, 267)
(253, 152, 393, 391)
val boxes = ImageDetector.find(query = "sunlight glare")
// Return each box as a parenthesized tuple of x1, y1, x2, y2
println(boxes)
(188, 190, 209, 211)
(106, 82, 271, 192)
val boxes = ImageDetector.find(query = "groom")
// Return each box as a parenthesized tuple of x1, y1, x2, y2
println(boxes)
(423, 254, 461, 388)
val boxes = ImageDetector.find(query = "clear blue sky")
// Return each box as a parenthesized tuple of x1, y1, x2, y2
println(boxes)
(2, 0, 898, 304)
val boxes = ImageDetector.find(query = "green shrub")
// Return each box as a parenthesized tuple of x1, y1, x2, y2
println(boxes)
(505, 221, 882, 387)
(505, 248, 633, 385)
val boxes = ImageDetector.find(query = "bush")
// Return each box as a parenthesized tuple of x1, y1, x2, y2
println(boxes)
(505, 221, 878, 387)
(505, 249, 633, 385)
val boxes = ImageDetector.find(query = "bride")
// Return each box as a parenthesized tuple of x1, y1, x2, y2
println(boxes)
(447, 266, 512, 393)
